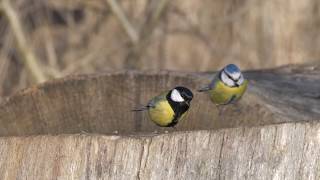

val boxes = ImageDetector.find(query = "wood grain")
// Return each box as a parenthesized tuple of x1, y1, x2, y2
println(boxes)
(0, 123, 319, 179)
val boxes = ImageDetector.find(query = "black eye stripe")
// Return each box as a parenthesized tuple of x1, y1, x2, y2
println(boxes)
(223, 70, 239, 82)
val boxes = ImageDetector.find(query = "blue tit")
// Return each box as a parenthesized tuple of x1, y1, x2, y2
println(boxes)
(133, 86, 193, 127)
(198, 64, 248, 105)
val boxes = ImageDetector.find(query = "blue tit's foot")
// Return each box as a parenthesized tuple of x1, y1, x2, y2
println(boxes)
(234, 105, 242, 113)
(228, 101, 242, 113)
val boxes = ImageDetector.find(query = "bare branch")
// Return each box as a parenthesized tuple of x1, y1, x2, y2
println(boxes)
(105, 0, 139, 44)
(150, 0, 170, 25)
(0, 0, 47, 83)
(124, 0, 170, 69)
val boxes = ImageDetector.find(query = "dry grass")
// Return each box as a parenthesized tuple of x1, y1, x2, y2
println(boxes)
(0, 0, 320, 98)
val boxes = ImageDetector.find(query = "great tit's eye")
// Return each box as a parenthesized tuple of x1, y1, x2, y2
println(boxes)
(170, 89, 185, 102)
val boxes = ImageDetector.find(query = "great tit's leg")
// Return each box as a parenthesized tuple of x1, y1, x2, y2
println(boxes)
(171, 126, 177, 131)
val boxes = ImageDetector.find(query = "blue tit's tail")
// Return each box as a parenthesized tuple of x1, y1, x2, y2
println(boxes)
(197, 86, 210, 92)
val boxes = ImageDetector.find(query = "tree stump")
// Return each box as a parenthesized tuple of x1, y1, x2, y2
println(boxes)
(0, 64, 320, 179)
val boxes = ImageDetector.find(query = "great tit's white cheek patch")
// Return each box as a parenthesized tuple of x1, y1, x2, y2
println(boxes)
(221, 71, 235, 87)
(171, 89, 185, 102)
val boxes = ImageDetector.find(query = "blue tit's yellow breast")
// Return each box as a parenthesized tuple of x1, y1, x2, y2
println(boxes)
(209, 79, 248, 105)
(148, 100, 175, 127)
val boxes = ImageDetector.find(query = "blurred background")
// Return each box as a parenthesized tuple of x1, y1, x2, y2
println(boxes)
(0, 0, 319, 100)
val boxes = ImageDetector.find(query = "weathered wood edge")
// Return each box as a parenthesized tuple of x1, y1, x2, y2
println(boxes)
(0, 121, 319, 179)
(2, 64, 320, 123)
(0, 70, 197, 106)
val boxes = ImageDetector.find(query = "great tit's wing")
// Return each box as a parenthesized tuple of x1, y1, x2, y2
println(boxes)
(146, 99, 156, 109)
(132, 91, 168, 111)
(149, 91, 168, 106)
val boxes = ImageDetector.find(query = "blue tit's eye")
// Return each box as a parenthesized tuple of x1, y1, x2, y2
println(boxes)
(230, 72, 241, 81)
(170, 89, 185, 102)
(237, 75, 244, 85)
(221, 71, 236, 87)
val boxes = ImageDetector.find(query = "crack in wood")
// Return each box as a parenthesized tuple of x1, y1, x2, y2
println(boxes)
(137, 138, 152, 180)
(217, 132, 225, 180)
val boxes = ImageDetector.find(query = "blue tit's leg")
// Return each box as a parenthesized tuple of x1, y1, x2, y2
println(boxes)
(216, 104, 226, 118)
(216, 95, 237, 117)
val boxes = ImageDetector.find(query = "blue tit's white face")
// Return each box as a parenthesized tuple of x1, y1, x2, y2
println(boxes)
(220, 64, 244, 87)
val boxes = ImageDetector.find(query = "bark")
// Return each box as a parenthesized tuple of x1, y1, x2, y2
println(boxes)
(0, 64, 319, 179)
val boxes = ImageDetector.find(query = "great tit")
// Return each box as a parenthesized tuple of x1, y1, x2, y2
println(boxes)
(198, 64, 248, 105)
(133, 86, 193, 127)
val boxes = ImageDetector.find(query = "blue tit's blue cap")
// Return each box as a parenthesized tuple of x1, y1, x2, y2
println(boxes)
(224, 64, 241, 74)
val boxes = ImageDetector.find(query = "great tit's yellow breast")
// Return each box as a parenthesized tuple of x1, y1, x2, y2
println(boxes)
(209, 79, 248, 105)
(148, 99, 175, 127)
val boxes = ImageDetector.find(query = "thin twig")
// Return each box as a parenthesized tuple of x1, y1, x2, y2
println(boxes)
(150, 0, 170, 26)
(0, 0, 47, 83)
(105, 0, 139, 44)
(124, 0, 170, 69)
(44, 26, 59, 70)
(62, 52, 96, 75)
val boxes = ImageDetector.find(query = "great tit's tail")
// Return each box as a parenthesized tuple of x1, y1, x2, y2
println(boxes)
(197, 86, 210, 92)
(131, 106, 148, 112)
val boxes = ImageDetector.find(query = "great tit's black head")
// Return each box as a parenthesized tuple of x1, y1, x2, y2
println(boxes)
(169, 86, 193, 105)
(220, 64, 244, 87)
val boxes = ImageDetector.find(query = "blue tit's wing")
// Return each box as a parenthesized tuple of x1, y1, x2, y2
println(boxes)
(198, 75, 218, 92)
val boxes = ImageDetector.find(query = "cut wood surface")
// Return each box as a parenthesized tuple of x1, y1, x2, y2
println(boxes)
(0, 64, 320, 179)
